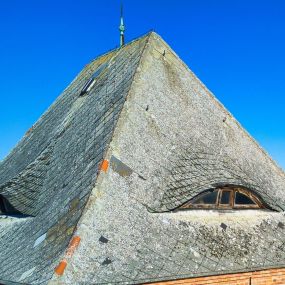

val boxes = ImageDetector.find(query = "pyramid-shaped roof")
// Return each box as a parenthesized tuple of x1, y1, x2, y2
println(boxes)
(0, 32, 285, 285)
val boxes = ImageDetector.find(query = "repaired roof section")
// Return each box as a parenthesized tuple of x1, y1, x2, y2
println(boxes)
(0, 32, 150, 284)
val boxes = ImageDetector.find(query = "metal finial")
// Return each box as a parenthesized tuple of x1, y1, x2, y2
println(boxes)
(119, 3, 125, 47)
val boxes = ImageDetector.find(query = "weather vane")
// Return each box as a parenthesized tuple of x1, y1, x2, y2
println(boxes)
(119, 3, 125, 47)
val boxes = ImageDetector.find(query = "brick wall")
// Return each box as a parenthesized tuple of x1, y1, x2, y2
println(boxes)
(147, 268, 285, 285)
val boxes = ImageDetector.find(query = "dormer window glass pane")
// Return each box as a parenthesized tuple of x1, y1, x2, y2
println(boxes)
(192, 191, 218, 205)
(235, 192, 256, 205)
(220, 191, 231, 204)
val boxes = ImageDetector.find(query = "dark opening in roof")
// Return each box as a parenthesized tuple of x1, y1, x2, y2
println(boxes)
(0, 195, 22, 216)
(80, 62, 108, 96)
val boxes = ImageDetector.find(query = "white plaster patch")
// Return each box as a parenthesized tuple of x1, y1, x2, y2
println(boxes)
(18, 266, 36, 282)
(161, 209, 275, 228)
(33, 233, 47, 248)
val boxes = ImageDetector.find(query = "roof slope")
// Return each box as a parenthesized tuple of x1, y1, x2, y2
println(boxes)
(0, 33, 150, 284)
(52, 32, 285, 284)
(1, 32, 285, 285)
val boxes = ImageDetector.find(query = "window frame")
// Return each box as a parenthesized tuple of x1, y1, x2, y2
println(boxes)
(232, 188, 262, 209)
(179, 186, 265, 210)
(218, 189, 233, 209)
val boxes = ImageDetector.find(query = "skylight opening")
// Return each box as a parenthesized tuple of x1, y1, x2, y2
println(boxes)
(80, 78, 96, 96)
(79, 62, 108, 96)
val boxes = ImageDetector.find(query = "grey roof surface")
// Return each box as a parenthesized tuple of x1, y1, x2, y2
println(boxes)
(0, 33, 150, 284)
(1, 31, 285, 285)
(157, 141, 285, 212)
(52, 32, 285, 285)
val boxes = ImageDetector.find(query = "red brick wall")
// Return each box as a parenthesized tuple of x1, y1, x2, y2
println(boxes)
(147, 268, 285, 285)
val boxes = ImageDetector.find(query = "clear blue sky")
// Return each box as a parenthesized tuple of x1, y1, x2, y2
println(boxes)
(0, 0, 284, 170)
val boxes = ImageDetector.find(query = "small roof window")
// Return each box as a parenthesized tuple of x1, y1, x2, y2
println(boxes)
(80, 62, 108, 96)
(179, 186, 266, 210)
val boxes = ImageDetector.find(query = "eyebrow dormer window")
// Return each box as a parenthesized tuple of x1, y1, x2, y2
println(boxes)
(179, 187, 266, 210)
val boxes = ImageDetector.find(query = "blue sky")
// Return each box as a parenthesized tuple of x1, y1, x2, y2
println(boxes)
(0, 0, 284, 170)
